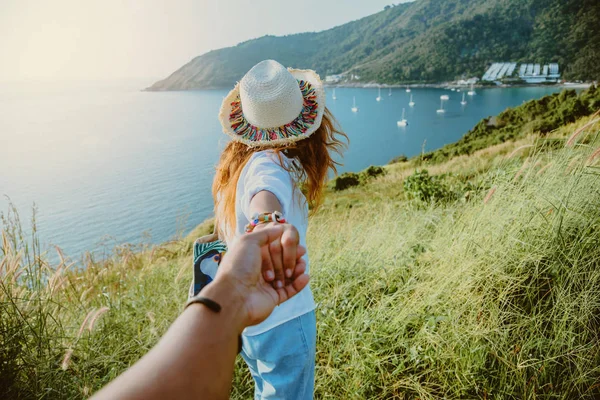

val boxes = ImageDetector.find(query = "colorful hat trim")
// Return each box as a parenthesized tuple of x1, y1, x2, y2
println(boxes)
(228, 80, 318, 142)
(218, 62, 326, 148)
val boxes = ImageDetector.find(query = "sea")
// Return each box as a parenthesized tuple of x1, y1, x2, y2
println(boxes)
(0, 80, 566, 261)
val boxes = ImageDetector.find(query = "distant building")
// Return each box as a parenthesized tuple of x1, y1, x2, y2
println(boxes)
(457, 77, 479, 85)
(482, 62, 560, 83)
(325, 74, 345, 84)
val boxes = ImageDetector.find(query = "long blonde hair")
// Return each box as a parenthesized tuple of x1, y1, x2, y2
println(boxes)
(212, 108, 347, 235)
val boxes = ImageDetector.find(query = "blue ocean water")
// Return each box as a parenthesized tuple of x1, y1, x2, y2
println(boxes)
(0, 81, 564, 260)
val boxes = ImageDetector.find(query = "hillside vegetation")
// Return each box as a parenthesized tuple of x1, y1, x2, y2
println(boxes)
(2, 91, 600, 398)
(148, 0, 600, 90)
(421, 84, 600, 163)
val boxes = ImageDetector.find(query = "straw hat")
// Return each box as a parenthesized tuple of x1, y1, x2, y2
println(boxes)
(218, 60, 326, 147)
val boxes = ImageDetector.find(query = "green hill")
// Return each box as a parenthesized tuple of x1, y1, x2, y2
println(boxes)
(2, 87, 600, 398)
(147, 0, 600, 90)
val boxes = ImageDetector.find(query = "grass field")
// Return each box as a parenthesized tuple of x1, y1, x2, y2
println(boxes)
(2, 113, 600, 398)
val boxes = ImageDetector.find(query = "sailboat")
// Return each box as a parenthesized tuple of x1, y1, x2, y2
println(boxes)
(468, 83, 476, 96)
(437, 98, 446, 114)
(440, 94, 449, 101)
(461, 92, 467, 105)
(332, 88, 337, 100)
(376, 87, 382, 102)
(397, 108, 408, 127)
(405, 85, 411, 93)
(409, 94, 415, 107)
(351, 96, 359, 113)
(388, 88, 392, 97)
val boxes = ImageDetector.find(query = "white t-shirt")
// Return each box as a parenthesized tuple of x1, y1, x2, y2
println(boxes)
(225, 150, 316, 336)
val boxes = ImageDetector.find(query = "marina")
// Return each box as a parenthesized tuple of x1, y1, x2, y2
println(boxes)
(482, 61, 561, 84)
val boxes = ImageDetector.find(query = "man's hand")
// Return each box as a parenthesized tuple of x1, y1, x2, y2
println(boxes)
(211, 224, 309, 329)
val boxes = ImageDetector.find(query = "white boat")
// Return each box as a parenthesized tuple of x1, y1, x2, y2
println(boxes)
(440, 94, 450, 101)
(460, 92, 467, 105)
(409, 94, 415, 107)
(437, 98, 446, 114)
(351, 96, 359, 113)
(397, 108, 408, 127)
(451, 88, 456, 91)
(467, 83, 476, 96)
(388, 88, 392, 97)
(406, 85, 411, 93)
(376, 87, 382, 102)
(332, 88, 337, 100)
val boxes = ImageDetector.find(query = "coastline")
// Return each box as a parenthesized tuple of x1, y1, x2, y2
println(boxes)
(144, 80, 595, 92)
(326, 82, 593, 90)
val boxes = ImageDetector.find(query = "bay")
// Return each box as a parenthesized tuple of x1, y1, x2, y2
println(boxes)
(0, 81, 564, 259)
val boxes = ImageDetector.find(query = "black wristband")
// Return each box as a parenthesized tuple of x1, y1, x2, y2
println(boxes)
(185, 296, 222, 312)
(184, 295, 243, 354)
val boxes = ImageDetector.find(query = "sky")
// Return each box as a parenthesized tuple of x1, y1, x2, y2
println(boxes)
(0, 0, 410, 82)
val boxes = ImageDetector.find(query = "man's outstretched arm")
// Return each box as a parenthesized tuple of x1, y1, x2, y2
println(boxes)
(92, 224, 309, 400)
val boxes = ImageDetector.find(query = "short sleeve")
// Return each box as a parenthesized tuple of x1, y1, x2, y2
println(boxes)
(239, 152, 294, 221)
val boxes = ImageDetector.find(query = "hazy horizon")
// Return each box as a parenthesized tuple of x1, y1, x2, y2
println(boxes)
(1, 0, 411, 83)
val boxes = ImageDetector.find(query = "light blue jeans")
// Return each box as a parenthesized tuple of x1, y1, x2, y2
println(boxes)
(241, 311, 316, 400)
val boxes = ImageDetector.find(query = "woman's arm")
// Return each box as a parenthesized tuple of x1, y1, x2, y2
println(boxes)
(250, 191, 283, 216)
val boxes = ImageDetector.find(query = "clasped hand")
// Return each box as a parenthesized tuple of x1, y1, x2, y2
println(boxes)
(216, 223, 309, 327)
(250, 221, 302, 290)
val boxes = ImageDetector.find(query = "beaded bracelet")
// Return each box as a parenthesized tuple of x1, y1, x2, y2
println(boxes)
(245, 211, 287, 233)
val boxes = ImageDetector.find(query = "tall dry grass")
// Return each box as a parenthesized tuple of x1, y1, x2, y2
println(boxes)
(233, 120, 600, 399)
(0, 203, 201, 398)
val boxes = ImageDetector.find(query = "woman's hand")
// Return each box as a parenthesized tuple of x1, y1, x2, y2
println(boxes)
(213, 224, 309, 328)
(252, 221, 300, 289)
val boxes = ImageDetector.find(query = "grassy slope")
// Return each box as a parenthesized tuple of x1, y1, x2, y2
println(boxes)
(304, 116, 600, 398)
(2, 116, 600, 398)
